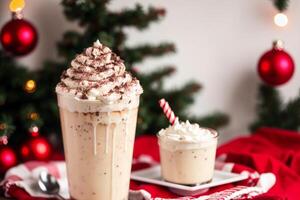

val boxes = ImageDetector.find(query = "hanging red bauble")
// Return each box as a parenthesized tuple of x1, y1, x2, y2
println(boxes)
(0, 146, 17, 174)
(257, 40, 295, 86)
(20, 136, 52, 161)
(0, 14, 38, 56)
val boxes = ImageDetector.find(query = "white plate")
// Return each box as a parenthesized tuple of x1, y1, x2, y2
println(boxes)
(131, 165, 248, 196)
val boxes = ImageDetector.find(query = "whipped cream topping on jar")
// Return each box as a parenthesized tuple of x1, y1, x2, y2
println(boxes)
(158, 121, 218, 150)
(56, 40, 143, 112)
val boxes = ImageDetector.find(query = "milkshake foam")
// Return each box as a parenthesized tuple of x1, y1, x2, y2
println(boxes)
(56, 40, 142, 200)
(158, 120, 216, 142)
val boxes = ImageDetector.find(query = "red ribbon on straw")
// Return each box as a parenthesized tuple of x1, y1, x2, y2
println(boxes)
(159, 98, 178, 125)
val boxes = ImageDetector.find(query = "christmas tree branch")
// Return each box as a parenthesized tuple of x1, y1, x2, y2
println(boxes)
(273, 0, 289, 12)
(141, 66, 175, 82)
(279, 92, 300, 130)
(105, 5, 165, 30)
(250, 84, 282, 131)
(62, 0, 108, 26)
(62, 0, 165, 29)
(122, 43, 175, 65)
(189, 112, 230, 129)
(0, 114, 15, 137)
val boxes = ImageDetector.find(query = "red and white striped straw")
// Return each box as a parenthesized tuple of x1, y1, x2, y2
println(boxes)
(159, 98, 178, 125)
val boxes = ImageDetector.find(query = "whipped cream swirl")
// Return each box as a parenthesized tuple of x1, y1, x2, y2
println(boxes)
(158, 121, 217, 143)
(56, 40, 143, 103)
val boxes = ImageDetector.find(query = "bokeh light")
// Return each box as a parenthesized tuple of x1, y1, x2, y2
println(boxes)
(274, 13, 288, 27)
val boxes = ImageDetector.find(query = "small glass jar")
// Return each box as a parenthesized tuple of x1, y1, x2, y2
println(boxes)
(158, 128, 218, 185)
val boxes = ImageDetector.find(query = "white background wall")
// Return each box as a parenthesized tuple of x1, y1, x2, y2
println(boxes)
(1, 0, 300, 143)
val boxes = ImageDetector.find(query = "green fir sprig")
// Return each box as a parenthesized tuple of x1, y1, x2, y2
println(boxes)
(273, 0, 289, 12)
(250, 84, 300, 131)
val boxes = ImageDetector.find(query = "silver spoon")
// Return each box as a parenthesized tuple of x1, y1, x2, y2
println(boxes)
(38, 171, 65, 200)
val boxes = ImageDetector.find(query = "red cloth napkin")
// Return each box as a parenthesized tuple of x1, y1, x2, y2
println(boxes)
(2, 127, 300, 199)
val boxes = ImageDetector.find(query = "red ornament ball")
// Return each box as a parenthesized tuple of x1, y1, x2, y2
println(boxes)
(258, 40, 295, 86)
(0, 18, 38, 56)
(20, 136, 52, 161)
(0, 146, 17, 174)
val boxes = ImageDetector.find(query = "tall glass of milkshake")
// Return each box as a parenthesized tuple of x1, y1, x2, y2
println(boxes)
(158, 121, 218, 185)
(56, 40, 143, 200)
